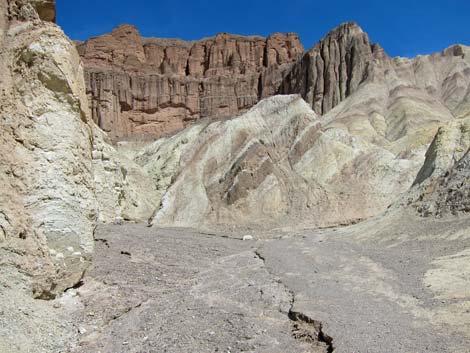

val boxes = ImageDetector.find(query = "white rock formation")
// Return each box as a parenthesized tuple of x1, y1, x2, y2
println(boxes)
(405, 117, 470, 216)
(0, 1, 161, 298)
(0, 0, 97, 297)
(92, 127, 158, 223)
(133, 95, 424, 228)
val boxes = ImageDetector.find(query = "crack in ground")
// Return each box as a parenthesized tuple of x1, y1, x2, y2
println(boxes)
(254, 249, 335, 353)
(288, 310, 335, 353)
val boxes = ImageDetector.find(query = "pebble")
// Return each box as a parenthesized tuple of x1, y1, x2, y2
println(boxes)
(78, 327, 87, 335)
(242, 235, 254, 241)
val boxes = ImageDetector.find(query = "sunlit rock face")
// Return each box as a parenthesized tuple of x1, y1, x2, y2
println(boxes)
(0, 0, 96, 298)
(128, 95, 421, 228)
(130, 21, 470, 228)
(405, 117, 470, 217)
(77, 25, 304, 141)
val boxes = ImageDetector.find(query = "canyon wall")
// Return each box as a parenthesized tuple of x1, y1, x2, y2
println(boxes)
(282, 22, 470, 124)
(126, 23, 470, 228)
(77, 25, 303, 140)
(0, 0, 158, 300)
(0, 0, 96, 298)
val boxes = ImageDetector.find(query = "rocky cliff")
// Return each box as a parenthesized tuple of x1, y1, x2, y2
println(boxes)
(79, 22, 470, 145)
(282, 22, 470, 122)
(77, 25, 304, 140)
(0, 0, 96, 298)
(124, 22, 470, 228)
(0, 0, 158, 301)
(281, 22, 384, 115)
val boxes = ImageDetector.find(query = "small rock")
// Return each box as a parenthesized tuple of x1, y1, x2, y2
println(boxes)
(53, 302, 61, 309)
(113, 217, 124, 225)
(78, 327, 87, 335)
(67, 246, 74, 253)
(91, 151, 102, 160)
(122, 341, 129, 345)
(242, 235, 254, 241)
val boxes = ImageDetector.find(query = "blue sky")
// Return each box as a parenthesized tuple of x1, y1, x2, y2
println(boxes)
(57, 0, 470, 58)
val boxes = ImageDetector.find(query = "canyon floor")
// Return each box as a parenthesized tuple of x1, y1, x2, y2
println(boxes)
(39, 210, 468, 353)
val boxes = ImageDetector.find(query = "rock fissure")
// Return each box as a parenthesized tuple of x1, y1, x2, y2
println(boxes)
(254, 248, 334, 352)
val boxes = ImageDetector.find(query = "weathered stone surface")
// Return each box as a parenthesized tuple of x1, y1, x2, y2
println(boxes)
(132, 95, 423, 228)
(77, 25, 303, 141)
(0, 0, 95, 299)
(282, 22, 470, 122)
(281, 22, 383, 114)
(406, 117, 470, 217)
(0, 1, 96, 298)
(92, 127, 158, 223)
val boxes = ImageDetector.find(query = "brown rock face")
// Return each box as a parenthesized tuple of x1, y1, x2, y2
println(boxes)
(280, 22, 384, 115)
(78, 25, 303, 141)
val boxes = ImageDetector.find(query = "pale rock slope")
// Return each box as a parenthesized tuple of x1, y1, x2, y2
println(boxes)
(92, 127, 158, 223)
(282, 22, 470, 122)
(122, 22, 470, 229)
(134, 95, 423, 228)
(283, 22, 470, 172)
(406, 117, 470, 217)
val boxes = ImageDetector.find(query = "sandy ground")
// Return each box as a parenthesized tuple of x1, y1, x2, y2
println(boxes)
(2, 210, 470, 353)
(68, 210, 470, 352)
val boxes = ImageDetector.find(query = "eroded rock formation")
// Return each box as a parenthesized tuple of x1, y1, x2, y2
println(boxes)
(92, 129, 158, 223)
(280, 22, 384, 114)
(0, 0, 95, 298)
(77, 25, 303, 140)
(282, 22, 470, 123)
(131, 95, 424, 228)
(406, 117, 470, 216)
(128, 25, 470, 227)
(0, 0, 158, 301)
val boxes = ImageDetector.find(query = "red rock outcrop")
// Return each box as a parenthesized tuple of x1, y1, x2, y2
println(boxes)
(77, 25, 303, 141)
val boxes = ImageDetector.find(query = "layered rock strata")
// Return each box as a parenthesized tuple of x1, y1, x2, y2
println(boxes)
(407, 117, 470, 217)
(281, 22, 470, 121)
(77, 25, 304, 140)
(132, 95, 425, 228)
(79, 22, 470, 148)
